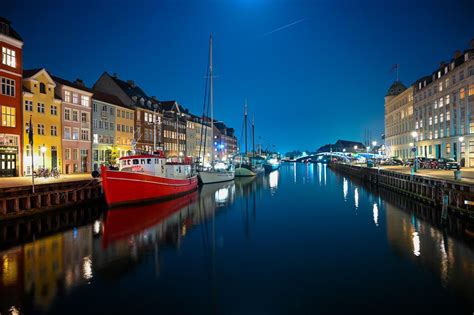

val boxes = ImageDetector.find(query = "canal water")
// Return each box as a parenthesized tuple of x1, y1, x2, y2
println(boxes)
(0, 163, 473, 314)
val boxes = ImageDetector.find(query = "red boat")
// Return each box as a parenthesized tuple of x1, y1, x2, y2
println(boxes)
(101, 151, 198, 207)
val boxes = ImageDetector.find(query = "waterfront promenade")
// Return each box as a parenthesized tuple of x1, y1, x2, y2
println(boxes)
(0, 174, 93, 189)
(379, 165, 474, 185)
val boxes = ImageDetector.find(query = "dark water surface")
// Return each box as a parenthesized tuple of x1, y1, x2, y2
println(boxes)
(1, 163, 473, 314)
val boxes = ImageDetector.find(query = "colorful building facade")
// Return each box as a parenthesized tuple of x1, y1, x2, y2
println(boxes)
(53, 76, 93, 174)
(0, 17, 23, 176)
(22, 69, 62, 174)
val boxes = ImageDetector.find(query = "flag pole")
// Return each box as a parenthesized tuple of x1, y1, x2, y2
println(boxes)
(29, 115, 35, 193)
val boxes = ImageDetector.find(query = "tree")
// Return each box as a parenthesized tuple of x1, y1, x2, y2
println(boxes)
(106, 145, 119, 166)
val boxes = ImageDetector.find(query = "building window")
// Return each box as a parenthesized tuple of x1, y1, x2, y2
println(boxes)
(72, 110, 78, 122)
(438, 82, 442, 92)
(25, 100, 33, 111)
(72, 128, 79, 140)
(64, 108, 71, 120)
(72, 93, 78, 104)
(64, 127, 71, 140)
(81, 112, 88, 124)
(81, 129, 89, 141)
(51, 125, 57, 136)
(37, 124, 45, 135)
(64, 90, 71, 102)
(1, 106, 15, 127)
(51, 105, 57, 115)
(2, 47, 16, 68)
(65, 148, 70, 160)
(81, 95, 89, 107)
(1, 77, 15, 97)
(39, 83, 46, 94)
(37, 103, 45, 113)
(446, 143, 451, 154)
(429, 117, 432, 125)
(470, 141, 474, 153)
(73, 149, 78, 160)
(440, 113, 444, 123)
(446, 111, 451, 121)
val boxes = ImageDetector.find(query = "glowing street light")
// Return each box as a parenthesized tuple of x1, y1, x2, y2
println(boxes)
(40, 145, 47, 168)
(372, 141, 377, 147)
(354, 145, 358, 151)
(411, 131, 418, 172)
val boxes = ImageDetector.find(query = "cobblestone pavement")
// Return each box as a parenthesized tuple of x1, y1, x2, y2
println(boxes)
(0, 174, 94, 189)
(380, 165, 474, 184)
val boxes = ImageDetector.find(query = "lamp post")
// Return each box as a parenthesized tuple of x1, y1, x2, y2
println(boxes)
(458, 136, 464, 164)
(411, 131, 418, 172)
(40, 145, 47, 168)
(354, 145, 358, 152)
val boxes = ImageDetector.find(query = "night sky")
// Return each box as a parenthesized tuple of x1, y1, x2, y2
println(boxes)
(4, 0, 474, 153)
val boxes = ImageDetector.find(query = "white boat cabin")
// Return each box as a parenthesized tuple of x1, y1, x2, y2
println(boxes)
(119, 154, 193, 179)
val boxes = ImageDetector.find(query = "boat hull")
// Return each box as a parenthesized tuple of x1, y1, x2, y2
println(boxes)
(101, 167, 198, 207)
(198, 170, 235, 184)
(264, 163, 280, 172)
(235, 166, 256, 177)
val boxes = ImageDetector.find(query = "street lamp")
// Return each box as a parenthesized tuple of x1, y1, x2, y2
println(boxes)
(372, 141, 377, 147)
(458, 136, 464, 163)
(40, 145, 47, 168)
(354, 145, 358, 151)
(411, 131, 418, 172)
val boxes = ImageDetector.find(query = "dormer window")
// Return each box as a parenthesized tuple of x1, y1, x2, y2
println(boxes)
(1, 47, 16, 68)
(39, 82, 46, 94)
(438, 71, 441, 79)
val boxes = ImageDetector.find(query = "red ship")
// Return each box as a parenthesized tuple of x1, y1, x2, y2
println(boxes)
(101, 151, 198, 207)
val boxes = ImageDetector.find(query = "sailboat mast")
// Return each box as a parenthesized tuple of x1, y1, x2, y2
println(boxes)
(209, 34, 214, 164)
(252, 115, 255, 157)
(244, 101, 248, 155)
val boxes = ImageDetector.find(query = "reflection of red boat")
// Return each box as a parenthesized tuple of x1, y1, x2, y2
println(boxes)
(102, 191, 198, 247)
(101, 152, 198, 207)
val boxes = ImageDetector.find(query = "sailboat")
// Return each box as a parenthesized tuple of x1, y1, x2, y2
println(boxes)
(235, 103, 261, 177)
(198, 35, 235, 184)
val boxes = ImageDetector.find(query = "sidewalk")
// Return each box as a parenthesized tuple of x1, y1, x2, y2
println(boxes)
(0, 174, 94, 189)
(379, 165, 474, 185)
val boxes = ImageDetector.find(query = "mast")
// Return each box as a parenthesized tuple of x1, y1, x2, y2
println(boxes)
(209, 34, 214, 164)
(252, 115, 255, 157)
(244, 101, 248, 155)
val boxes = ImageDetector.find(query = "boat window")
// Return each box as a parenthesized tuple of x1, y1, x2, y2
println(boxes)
(141, 159, 145, 164)
(127, 160, 131, 165)
(154, 158, 158, 164)
(147, 159, 152, 164)
(133, 159, 139, 165)
(179, 166, 182, 173)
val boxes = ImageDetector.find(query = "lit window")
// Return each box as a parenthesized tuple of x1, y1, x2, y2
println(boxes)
(64, 90, 71, 102)
(72, 128, 79, 140)
(2, 47, 16, 68)
(460, 88, 465, 99)
(446, 94, 450, 104)
(81, 95, 89, 107)
(438, 82, 442, 92)
(446, 111, 451, 121)
(64, 127, 71, 139)
(1, 77, 15, 96)
(429, 117, 432, 125)
(72, 93, 78, 104)
(440, 113, 444, 123)
(1, 106, 15, 127)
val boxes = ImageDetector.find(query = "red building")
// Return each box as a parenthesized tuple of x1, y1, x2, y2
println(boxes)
(0, 17, 23, 176)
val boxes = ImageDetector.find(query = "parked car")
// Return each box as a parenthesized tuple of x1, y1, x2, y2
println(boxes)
(437, 158, 460, 170)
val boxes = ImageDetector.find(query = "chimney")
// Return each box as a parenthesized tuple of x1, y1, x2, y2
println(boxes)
(74, 78, 84, 86)
(112, 72, 118, 79)
(127, 80, 135, 88)
(454, 50, 462, 59)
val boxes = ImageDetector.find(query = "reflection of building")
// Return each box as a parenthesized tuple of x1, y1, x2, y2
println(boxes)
(0, 247, 23, 313)
(384, 83, 413, 159)
(0, 17, 23, 177)
(23, 234, 63, 311)
(385, 202, 474, 302)
(413, 40, 474, 164)
(22, 69, 63, 174)
(62, 225, 93, 289)
(53, 76, 93, 174)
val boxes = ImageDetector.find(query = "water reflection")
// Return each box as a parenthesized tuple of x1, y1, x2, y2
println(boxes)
(373, 203, 379, 227)
(0, 181, 237, 314)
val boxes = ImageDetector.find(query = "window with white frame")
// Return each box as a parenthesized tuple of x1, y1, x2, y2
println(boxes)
(37, 103, 45, 113)
(72, 93, 78, 104)
(2, 47, 16, 68)
(72, 110, 78, 122)
(64, 108, 71, 120)
(446, 111, 451, 121)
(51, 105, 57, 115)
(1, 106, 15, 127)
(72, 128, 79, 140)
(51, 125, 57, 136)
(1, 77, 15, 96)
(429, 117, 432, 125)
(81, 129, 89, 140)
(37, 124, 45, 135)
(440, 113, 444, 123)
(81, 95, 89, 107)
(25, 100, 33, 111)
(64, 127, 71, 139)
(64, 90, 71, 102)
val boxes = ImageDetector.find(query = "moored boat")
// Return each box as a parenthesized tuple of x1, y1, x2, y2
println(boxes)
(264, 157, 281, 172)
(101, 151, 198, 207)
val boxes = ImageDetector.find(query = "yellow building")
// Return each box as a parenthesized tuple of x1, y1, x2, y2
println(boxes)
(115, 103, 134, 157)
(22, 69, 62, 175)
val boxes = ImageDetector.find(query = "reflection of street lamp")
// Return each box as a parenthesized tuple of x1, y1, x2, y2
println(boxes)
(40, 145, 47, 168)
(458, 136, 464, 163)
(342, 148, 346, 153)
(411, 131, 418, 172)
(366, 146, 370, 153)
